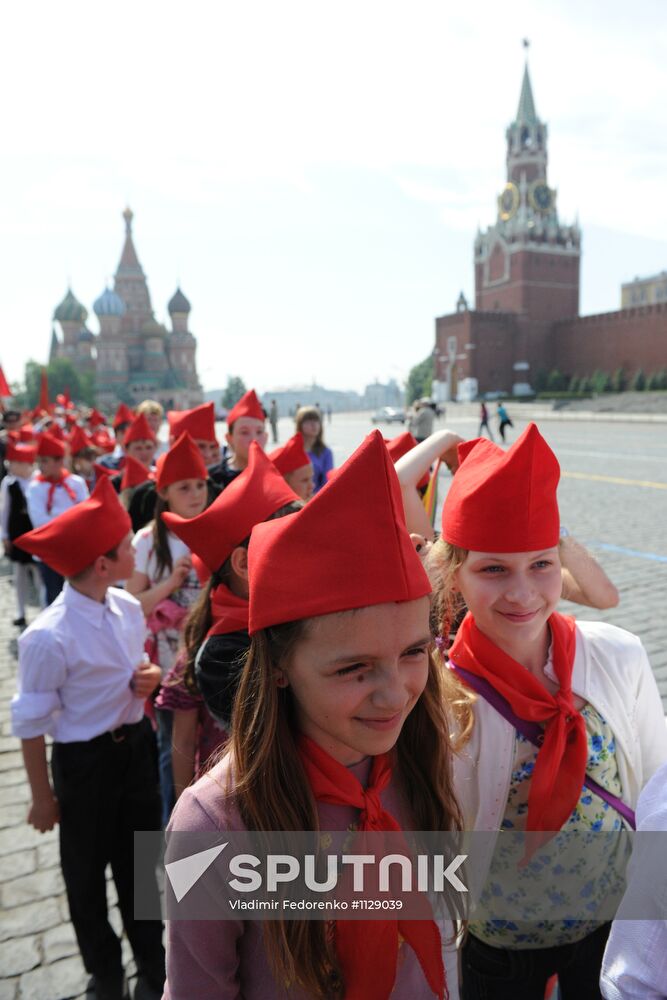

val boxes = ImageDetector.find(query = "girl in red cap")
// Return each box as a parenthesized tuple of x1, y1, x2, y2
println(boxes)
(162, 432, 465, 1000)
(126, 433, 209, 825)
(428, 423, 667, 999)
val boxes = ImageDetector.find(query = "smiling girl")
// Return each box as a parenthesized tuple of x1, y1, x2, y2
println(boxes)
(163, 431, 464, 999)
(428, 424, 667, 1000)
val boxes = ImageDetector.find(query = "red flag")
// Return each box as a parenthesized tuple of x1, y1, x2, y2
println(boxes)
(0, 365, 11, 397)
(39, 369, 50, 413)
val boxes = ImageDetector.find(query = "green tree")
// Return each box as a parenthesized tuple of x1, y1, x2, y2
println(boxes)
(656, 368, 667, 390)
(545, 369, 568, 392)
(591, 369, 611, 393)
(405, 354, 433, 405)
(222, 376, 247, 410)
(16, 358, 96, 408)
(631, 369, 646, 391)
(610, 368, 628, 393)
(579, 375, 591, 393)
(646, 371, 662, 390)
(568, 375, 580, 393)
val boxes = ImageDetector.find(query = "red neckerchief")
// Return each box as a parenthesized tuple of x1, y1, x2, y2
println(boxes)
(36, 470, 77, 514)
(206, 584, 249, 638)
(449, 611, 587, 832)
(297, 735, 446, 1000)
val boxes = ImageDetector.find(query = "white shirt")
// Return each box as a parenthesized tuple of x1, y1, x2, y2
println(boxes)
(133, 525, 193, 585)
(11, 583, 146, 742)
(601, 760, 667, 999)
(26, 472, 88, 528)
(0, 472, 33, 541)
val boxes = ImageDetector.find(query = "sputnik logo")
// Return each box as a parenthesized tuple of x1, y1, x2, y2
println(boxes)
(165, 843, 228, 902)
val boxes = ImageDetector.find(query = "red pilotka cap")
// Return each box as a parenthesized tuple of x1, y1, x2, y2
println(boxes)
(248, 430, 432, 634)
(167, 402, 217, 443)
(385, 431, 429, 491)
(68, 425, 94, 455)
(88, 408, 107, 427)
(123, 412, 157, 446)
(441, 422, 560, 553)
(14, 476, 131, 577)
(163, 442, 298, 573)
(120, 455, 154, 491)
(19, 424, 36, 443)
(112, 403, 135, 430)
(155, 432, 207, 489)
(36, 432, 66, 458)
(269, 433, 311, 475)
(6, 443, 37, 463)
(226, 389, 265, 427)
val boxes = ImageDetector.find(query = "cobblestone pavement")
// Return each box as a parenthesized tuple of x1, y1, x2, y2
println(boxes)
(1, 411, 665, 997)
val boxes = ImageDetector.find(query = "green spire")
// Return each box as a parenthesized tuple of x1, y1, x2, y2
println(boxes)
(516, 63, 537, 124)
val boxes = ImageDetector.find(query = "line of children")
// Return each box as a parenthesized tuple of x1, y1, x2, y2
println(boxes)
(7, 406, 667, 1000)
(11, 477, 165, 1000)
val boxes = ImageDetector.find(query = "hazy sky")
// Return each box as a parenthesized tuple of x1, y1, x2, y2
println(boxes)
(2, 0, 666, 394)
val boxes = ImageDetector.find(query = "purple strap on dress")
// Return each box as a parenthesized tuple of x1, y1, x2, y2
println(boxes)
(449, 659, 636, 830)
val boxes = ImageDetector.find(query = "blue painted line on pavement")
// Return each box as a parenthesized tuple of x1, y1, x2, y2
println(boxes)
(590, 542, 667, 564)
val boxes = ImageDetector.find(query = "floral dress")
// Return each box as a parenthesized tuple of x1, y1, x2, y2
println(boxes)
(470, 703, 632, 948)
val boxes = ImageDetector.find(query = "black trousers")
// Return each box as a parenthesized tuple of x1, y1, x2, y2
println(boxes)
(461, 924, 611, 1000)
(51, 718, 164, 982)
(39, 561, 64, 605)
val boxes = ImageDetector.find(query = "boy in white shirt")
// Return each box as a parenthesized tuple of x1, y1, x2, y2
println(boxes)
(0, 442, 38, 625)
(11, 477, 164, 1000)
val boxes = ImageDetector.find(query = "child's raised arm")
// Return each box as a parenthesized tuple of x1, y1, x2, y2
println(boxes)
(394, 430, 464, 539)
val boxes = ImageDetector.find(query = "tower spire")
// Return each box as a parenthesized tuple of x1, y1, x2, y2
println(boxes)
(516, 60, 537, 125)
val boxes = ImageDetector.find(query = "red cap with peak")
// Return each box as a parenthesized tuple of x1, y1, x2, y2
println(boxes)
(123, 412, 157, 446)
(36, 432, 66, 459)
(14, 477, 131, 577)
(441, 422, 560, 553)
(226, 389, 265, 427)
(19, 424, 35, 443)
(48, 424, 66, 442)
(88, 408, 107, 427)
(167, 402, 217, 443)
(163, 442, 298, 572)
(156, 432, 208, 489)
(68, 425, 94, 455)
(93, 462, 114, 479)
(91, 430, 115, 453)
(112, 403, 135, 430)
(248, 430, 431, 634)
(384, 431, 429, 490)
(269, 433, 311, 475)
(7, 443, 37, 464)
(120, 455, 154, 491)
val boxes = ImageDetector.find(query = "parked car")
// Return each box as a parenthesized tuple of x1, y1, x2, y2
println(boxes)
(371, 406, 406, 425)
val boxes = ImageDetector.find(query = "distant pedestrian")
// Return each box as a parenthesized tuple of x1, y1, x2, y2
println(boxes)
(269, 399, 279, 444)
(408, 399, 435, 443)
(295, 406, 334, 492)
(326, 405, 332, 424)
(478, 402, 493, 440)
(497, 401, 514, 442)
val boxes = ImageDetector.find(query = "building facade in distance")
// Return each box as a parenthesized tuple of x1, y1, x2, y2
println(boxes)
(50, 209, 203, 411)
(434, 63, 667, 399)
(621, 272, 667, 309)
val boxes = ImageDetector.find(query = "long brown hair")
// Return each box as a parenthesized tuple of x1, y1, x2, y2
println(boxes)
(229, 617, 466, 997)
(426, 539, 475, 750)
(151, 494, 174, 579)
(295, 406, 326, 456)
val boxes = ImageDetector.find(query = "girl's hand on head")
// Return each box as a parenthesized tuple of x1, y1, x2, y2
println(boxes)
(131, 661, 161, 698)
